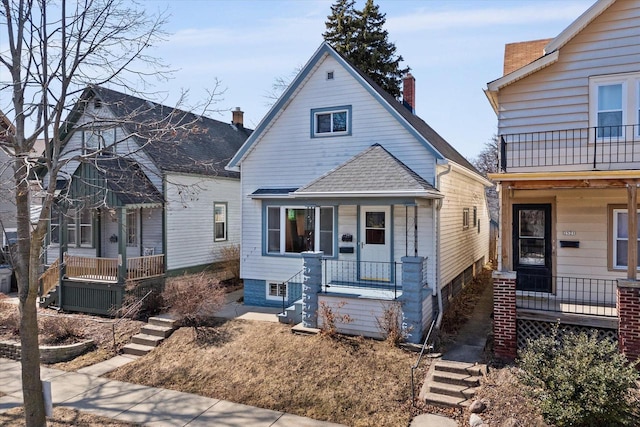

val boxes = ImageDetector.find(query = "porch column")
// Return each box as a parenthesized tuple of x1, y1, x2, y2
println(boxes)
(627, 183, 638, 280)
(617, 280, 640, 365)
(117, 208, 127, 285)
(499, 182, 513, 271)
(400, 256, 425, 344)
(301, 251, 323, 328)
(492, 270, 517, 361)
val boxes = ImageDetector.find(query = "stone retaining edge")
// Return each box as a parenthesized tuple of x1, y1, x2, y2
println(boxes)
(0, 339, 95, 363)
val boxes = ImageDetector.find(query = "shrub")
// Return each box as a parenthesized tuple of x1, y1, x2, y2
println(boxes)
(219, 244, 240, 282)
(376, 301, 407, 346)
(518, 328, 639, 427)
(162, 273, 225, 333)
(318, 301, 352, 337)
(39, 316, 84, 345)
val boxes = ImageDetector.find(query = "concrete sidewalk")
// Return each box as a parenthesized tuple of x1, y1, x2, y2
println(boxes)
(0, 358, 344, 426)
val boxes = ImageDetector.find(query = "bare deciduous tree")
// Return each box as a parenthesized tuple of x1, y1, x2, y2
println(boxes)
(0, 1, 174, 424)
(471, 135, 500, 179)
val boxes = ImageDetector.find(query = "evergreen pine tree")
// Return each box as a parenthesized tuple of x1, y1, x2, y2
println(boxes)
(323, 0, 409, 98)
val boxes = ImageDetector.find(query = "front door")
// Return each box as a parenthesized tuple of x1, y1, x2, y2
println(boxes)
(513, 204, 552, 292)
(359, 206, 391, 281)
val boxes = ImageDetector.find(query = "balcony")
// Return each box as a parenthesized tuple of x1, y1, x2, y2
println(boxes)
(499, 124, 640, 172)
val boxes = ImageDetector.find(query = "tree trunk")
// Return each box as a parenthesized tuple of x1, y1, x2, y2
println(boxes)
(15, 165, 46, 426)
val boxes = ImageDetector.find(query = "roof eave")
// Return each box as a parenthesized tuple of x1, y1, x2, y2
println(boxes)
(291, 190, 443, 199)
(487, 51, 559, 93)
(544, 0, 616, 53)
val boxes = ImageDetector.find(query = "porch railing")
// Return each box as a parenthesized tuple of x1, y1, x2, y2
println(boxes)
(499, 124, 640, 171)
(39, 257, 60, 296)
(127, 254, 165, 280)
(281, 269, 304, 314)
(516, 275, 617, 317)
(322, 259, 401, 299)
(66, 255, 118, 282)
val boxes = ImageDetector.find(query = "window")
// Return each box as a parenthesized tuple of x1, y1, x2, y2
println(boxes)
(214, 203, 227, 241)
(611, 208, 640, 269)
(473, 206, 478, 227)
(83, 128, 114, 154)
(327, 71, 334, 80)
(462, 208, 470, 230)
(267, 282, 287, 300)
(589, 73, 640, 139)
(3, 229, 17, 247)
(50, 206, 93, 247)
(266, 206, 334, 256)
(311, 106, 351, 137)
(126, 209, 138, 247)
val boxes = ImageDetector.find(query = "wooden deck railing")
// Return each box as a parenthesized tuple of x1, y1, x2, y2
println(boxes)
(39, 258, 60, 296)
(126, 254, 165, 280)
(66, 255, 119, 282)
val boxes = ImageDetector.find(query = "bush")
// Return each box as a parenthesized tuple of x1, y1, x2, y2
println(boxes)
(518, 328, 639, 427)
(318, 301, 352, 337)
(219, 244, 240, 282)
(39, 316, 84, 345)
(162, 273, 225, 333)
(376, 301, 407, 346)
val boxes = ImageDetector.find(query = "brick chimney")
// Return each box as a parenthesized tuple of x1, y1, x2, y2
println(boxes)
(232, 107, 244, 127)
(402, 73, 415, 114)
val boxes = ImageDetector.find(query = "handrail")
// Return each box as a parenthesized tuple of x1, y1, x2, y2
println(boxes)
(281, 269, 305, 315)
(411, 318, 437, 405)
(112, 289, 153, 353)
(39, 258, 60, 296)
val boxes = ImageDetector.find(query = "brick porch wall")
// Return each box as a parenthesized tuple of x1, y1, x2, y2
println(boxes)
(493, 271, 517, 361)
(617, 280, 640, 364)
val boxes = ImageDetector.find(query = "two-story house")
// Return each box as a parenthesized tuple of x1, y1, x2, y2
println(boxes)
(228, 42, 491, 342)
(486, 0, 640, 362)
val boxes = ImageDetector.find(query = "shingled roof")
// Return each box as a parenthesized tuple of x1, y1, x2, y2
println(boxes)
(73, 86, 251, 178)
(294, 144, 440, 197)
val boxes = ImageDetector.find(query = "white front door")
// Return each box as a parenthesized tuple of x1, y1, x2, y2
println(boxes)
(359, 206, 391, 281)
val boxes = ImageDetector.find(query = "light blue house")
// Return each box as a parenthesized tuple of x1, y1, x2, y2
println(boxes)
(227, 43, 490, 342)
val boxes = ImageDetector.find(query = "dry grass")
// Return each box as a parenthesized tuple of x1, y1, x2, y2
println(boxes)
(0, 406, 141, 426)
(107, 319, 423, 427)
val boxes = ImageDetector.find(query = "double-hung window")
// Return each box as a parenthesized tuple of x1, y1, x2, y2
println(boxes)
(590, 73, 640, 140)
(50, 206, 93, 247)
(266, 206, 334, 256)
(126, 209, 138, 247)
(311, 106, 351, 137)
(214, 202, 227, 241)
(611, 208, 640, 269)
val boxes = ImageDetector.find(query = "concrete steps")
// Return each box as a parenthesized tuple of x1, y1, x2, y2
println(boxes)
(39, 286, 59, 309)
(278, 300, 303, 324)
(122, 316, 177, 356)
(421, 359, 486, 408)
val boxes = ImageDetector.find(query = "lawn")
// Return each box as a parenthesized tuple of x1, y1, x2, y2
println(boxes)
(0, 407, 141, 426)
(107, 319, 425, 427)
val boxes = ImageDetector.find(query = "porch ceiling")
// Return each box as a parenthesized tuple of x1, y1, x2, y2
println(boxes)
(490, 170, 640, 190)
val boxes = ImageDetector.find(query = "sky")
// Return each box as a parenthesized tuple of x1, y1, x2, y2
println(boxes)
(98, 0, 596, 160)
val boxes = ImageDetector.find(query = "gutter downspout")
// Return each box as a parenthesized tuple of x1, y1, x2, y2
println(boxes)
(434, 163, 451, 329)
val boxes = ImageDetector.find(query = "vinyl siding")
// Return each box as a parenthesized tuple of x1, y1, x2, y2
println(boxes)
(165, 173, 240, 271)
(318, 294, 398, 339)
(497, 0, 640, 136)
(240, 54, 438, 282)
(438, 166, 490, 288)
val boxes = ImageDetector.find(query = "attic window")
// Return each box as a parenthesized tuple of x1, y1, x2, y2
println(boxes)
(310, 105, 352, 138)
(327, 71, 334, 80)
(94, 99, 102, 109)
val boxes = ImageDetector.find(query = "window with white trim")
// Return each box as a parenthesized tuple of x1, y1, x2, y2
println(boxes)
(311, 106, 351, 137)
(83, 128, 115, 154)
(612, 208, 640, 269)
(214, 202, 227, 241)
(267, 282, 287, 300)
(50, 206, 93, 247)
(126, 209, 138, 247)
(266, 206, 334, 256)
(462, 208, 470, 230)
(589, 73, 640, 139)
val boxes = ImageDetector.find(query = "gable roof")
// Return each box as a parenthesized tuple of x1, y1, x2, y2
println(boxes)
(293, 144, 441, 199)
(65, 86, 251, 178)
(486, 0, 616, 112)
(227, 42, 479, 175)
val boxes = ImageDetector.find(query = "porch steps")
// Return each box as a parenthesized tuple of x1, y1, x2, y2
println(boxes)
(421, 360, 486, 408)
(38, 286, 59, 309)
(122, 315, 177, 357)
(278, 300, 303, 324)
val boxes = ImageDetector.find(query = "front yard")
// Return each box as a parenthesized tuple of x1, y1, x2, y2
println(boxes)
(107, 319, 426, 427)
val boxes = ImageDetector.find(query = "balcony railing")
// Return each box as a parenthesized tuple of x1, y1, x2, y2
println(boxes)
(322, 259, 401, 299)
(500, 124, 640, 171)
(516, 275, 617, 317)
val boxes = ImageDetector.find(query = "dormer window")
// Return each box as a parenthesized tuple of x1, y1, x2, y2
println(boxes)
(311, 106, 352, 138)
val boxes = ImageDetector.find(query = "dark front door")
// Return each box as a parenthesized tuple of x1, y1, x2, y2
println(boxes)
(513, 204, 552, 292)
